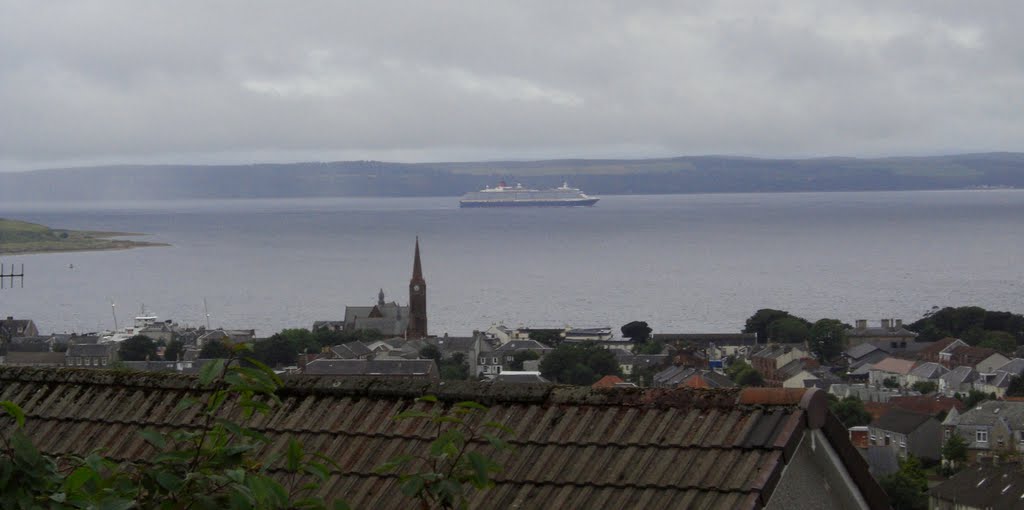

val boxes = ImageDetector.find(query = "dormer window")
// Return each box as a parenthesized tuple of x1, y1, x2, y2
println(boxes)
(977, 429, 989, 443)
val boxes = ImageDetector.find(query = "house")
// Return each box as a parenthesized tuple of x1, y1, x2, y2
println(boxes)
(329, 342, 374, 360)
(652, 332, 759, 365)
(929, 464, 1024, 510)
(943, 345, 1008, 372)
(868, 408, 942, 461)
(844, 343, 891, 372)
(973, 371, 1016, 398)
(939, 366, 978, 396)
(64, 343, 118, 368)
(782, 368, 820, 389)
(942, 400, 1024, 464)
(750, 344, 809, 387)
(0, 366, 890, 509)
(311, 321, 345, 333)
(591, 374, 626, 389)
(904, 362, 948, 388)
(488, 371, 550, 384)
(562, 327, 614, 342)
(846, 319, 919, 351)
(493, 339, 552, 369)
(303, 359, 439, 382)
(867, 357, 917, 389)
(1, 351, 66, 367)
(196, 329, 256, 347)
(887, 394, 965, 418)
(651, 366, 735, 389)
(917, 337, 964, 364)
(0, 316, 39, 338)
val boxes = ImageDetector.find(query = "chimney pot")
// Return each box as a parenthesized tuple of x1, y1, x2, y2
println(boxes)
(881, 319, 892, 329)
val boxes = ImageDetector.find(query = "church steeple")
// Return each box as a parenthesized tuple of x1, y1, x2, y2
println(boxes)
(407, 237, 427, 339)
(412, 237, 423, 281)
(378, 288, 385, 306)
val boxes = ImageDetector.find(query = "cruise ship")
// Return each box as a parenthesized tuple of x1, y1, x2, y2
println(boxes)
(459, 182, 599, 208)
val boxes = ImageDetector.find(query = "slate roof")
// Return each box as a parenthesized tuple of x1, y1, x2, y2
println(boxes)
(66, 343, 117, 358)
(846, 343, 884, 360)
(304, 359, 437, 377)
(929, 464, 1024, 510)
(0, 367, 887, 509)
(330, 342, 373, 359)
(915, 337, 961, 359)
(872, 408, 934, 435)
(908, 362, 948, 380)
(494, 339, 551, 353)
(945, 401, 1024, 428)
(995, 358, 1024, 376)
(940, 365, 977, 387)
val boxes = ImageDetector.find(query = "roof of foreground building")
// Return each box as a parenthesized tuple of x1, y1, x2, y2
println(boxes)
(0, 367, 887, 509)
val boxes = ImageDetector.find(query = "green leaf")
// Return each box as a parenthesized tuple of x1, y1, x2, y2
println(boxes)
(417, 395, 438, 403)
(225, 468, 246, 484)
(454, 401, 488, 411)
(155, 471, 183, 492)
(64, 466, 94, 491)
(198, 358, 226, 385)
(138, 429, 167, 450)
(400, 475, 425, 497)
(374, 454, 413, 474)
(467, 452, 496, 488)
(333, 500, 353, 510)
(173, 396, 198, 412)
(286, 437, 303, 472)
(394, 410, 434, 421)
(0, 401, 26, 428)
(303, 462, 330, 482)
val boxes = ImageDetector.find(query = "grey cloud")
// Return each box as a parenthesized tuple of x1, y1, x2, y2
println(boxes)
(1, 1, 1022, 170)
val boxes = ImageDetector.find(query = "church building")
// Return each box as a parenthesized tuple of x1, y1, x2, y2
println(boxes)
(338, 238, 427, 339)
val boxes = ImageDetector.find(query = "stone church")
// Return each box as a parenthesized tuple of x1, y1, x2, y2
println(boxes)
(339, 238, 427, 339)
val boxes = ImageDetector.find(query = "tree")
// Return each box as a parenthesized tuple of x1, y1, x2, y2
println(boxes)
(961, 389, 991, 410)
(1007, 376, 1024, 397)
(809, 319, 848, 362)
(633, 339, 665, 355)
(252, 335, 299, 367)
(743, 309, 794, 342)
(941, 433, 968, 474)
(879, 456, 928, 510)
(978, 331, 1017, 355)
(527, 330, 562, 347)
(539, 343, 620, 385)
(827, 395, 872, 427)
(510, 350, 539, 370)
(767, 317, 811, 344)
(199, 339, 232, 359)
(907, 306, 1024, 344)
(419, 344, 442, 361)
(620, 321, 652, 344)
(118, 335, 158, 361)
(163, 339, 185, 361)
(439, 352, 470, 380)
(726, 359, 764, 387)
(882, 377, 900, 389)
(911, 381, 938, 394)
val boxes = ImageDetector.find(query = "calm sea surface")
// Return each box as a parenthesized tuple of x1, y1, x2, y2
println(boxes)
(1, 191, 1022, 337)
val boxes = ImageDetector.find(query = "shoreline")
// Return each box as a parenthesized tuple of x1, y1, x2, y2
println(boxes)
(0, 241, 171, 256)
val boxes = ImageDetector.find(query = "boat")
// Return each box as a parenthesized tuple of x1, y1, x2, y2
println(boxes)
(459, 181, 599, 207)
(100, 304, 161, 343)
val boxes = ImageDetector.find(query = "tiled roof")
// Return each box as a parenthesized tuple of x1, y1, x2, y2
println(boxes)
(66, 343, 116, 358)
(2, 351, 66, 365)
(887, 394, 965, 416)
(915, 337, 959, 359)
(304, 359, 437, 377)
(929, 464, 1024, 510)
(591, 375, 625, 388)
(908, 362, 948, 379)
(872, 408, 934, 435)
(652, 333, 758, 346)
(0, 367, 886, 509)
(869, 357, 916, 375)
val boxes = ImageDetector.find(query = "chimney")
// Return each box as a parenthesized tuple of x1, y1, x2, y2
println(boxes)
(881, 319, 892, 329)
(855, 320, 867, 329)
(894, 319, 903, 329)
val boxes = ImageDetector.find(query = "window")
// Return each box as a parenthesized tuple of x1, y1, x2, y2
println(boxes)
(479, 357, 486, 365)
(944, 429, 951, 439)
(492, 357, 499, 364)
(884, 434, 891, 446)
(977, 429, 989, 443)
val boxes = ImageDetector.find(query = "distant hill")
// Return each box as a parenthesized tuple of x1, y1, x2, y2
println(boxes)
(1, 153, 1023, 201)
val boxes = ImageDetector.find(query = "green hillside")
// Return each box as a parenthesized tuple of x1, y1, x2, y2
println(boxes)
(0, 218, 166, 255)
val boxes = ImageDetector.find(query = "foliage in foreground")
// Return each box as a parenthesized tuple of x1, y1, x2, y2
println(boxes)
(0, 345, 346, 509)
(376, 396, 513, 509)
(879, 456, 928, 510)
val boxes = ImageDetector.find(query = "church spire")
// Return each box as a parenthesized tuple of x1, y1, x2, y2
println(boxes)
(412, 236, 423, 281)
(378, 288, 385, 306)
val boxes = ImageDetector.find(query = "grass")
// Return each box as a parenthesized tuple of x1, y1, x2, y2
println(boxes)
(0, 218, 167, 255)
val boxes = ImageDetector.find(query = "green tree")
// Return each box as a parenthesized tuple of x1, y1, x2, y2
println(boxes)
(879, 456, 928, 510)
(539, 343, 620, 385)
(978, 330, 1017, 355)
(199, 339, 232, 359)
(252, 335, 300, 367)
(961, 389, 991, 410)
(809, 319, 848, 362)
(941, 433, 968, 474)
(419, 344, 442, 361)
(827, 395, 872, 427)
(527, 330, 562, 347)
(726, 360, 765, 387)
(743, 309, 793, 342)
(767, 316, 811, 344)
(1007, 376, 1024, 397)
(633, 339, 665, 355)
(163, 339, 185, 362)
(908, 306, 1024, 344)
(439, 353, 470, 380)
(620, 321, 652, 344)
(911, 381, 937, 394)
(118, 335, 158, 361)
(883, 377, 900, 389)
(510, 350, 540, 370)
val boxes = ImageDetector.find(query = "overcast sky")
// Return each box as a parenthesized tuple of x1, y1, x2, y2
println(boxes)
(2, 1, 1022, 170)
